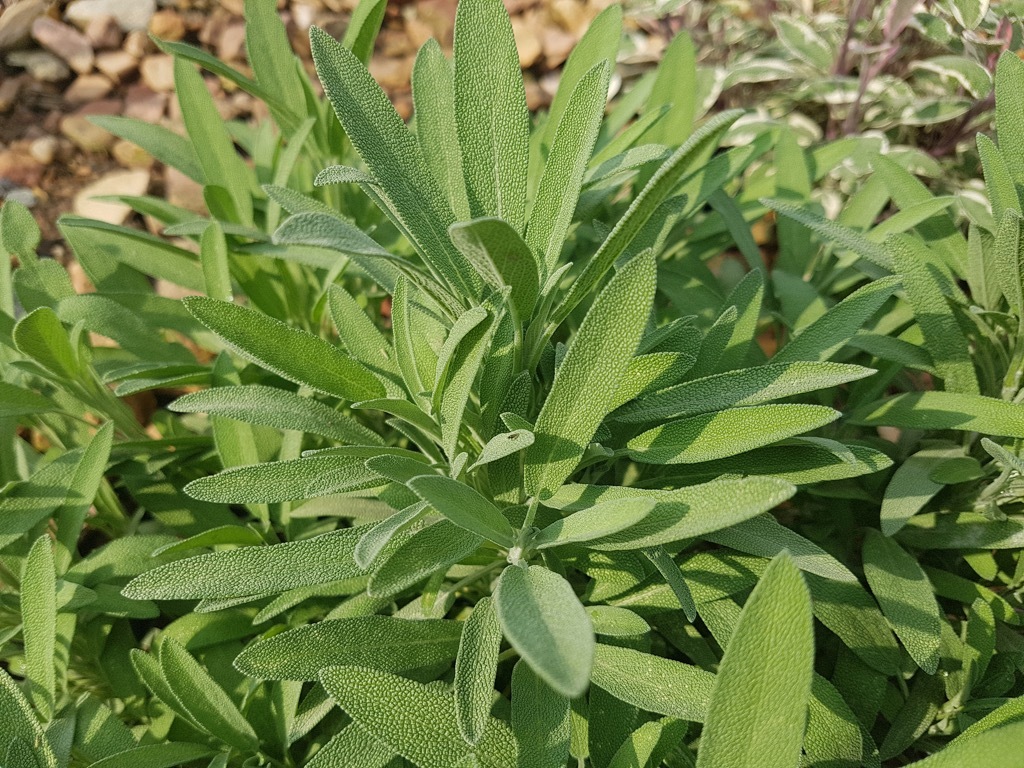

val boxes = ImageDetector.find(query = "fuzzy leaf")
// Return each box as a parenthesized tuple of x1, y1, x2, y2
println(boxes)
(21, 536, 56, 719)
(850, 391, 1024, 437)
(532, 499, 655, 550)
(590, 644, 714, 721)
(454, 597, 502, 746)
(494, 565, 594, 698)
(408, 475, 516, 546)
(511, 660, 571, 768)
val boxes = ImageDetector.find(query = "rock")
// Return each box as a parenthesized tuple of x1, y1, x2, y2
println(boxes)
(6, 49, 70, 81)
(0, 0, 49, 53)
(0, 148, 43, 185)
(140, 53, 175, 91)
(122, 27, 152, 57)
(368, 54, 413, 94)
(164, 166, 206, 214)
(148, 8, 184, 40)
(31, 16, 94, 74)
(65, 0, 156, 32)
(28, 135, 58, 165)
(123, 84, 166, 121)
(74, 169, 150, 224)
(549, 0, 588, 34)
(84, 14, 121, 49)
(0, 74, 25, 113)
(541, 26, 575, 69)
(95, 49, 135, 81)
(1, 185, 38, 207)
(512, 13, 541, 69)
(60, 114, 113, 151)
(111, 139, 151, 169)
(216, 20, 245, 61)
(64, 73, 113, 103)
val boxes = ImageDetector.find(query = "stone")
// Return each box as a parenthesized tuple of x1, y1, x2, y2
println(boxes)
(0, 74, 25, 113)
(0, 150, 44, 186)
(0, 0, 49, 53)
(74, 169, 150, 224)
(122, 27, 152, 57)
(368, 55, 413, 94)
(6, 49, 70, 81)
(549, 0, 588, 34)
(64, 73, 113, 103)
(164, 166, 205, 214)
(32, 16, 94, 73)
(216, 21, 245, 61)
(84, 14, 121, 49)
(512, 13, 541, 69)
(94, 49, 135, 81)
(541, 26, 575, 69)
(60, 114, 113, 151)
(1, 185, 37, 207)
(123, 84, 166, 121)
(28, 135, 58, 165)
(140, 53, 174, 91)
(111, 139, 151, 169)
(148, 9, 184, 40)
(65, 0, 156, 32)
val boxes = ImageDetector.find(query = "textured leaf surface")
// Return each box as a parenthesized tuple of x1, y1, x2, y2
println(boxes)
(320, 665, 517, 768)
(124, 528, 364, 600)
(453, 0, 529, 231)
(696, 554, 813, 768)
(532, 498, 655, 550)
(170, 385, 382, 445)
(627, 404, 840, 464)
(907, 721, 1024, 768)
(850, 391, 1024, 437)
(235, 617, 462, 680)
(526, 253, 656, 497)
(494, 565, 594, 698)
(86, 744, 215, 768)
(511, 660, 570, 768)
(184, 297, 383, 401)
(590, 644, 714, 721)
(408, 475, 515, 546)
(454, 597, 502, 746)
(21, 536, 56, 718)
(0, 664, 57, 768)
(185, 453, 381, 503)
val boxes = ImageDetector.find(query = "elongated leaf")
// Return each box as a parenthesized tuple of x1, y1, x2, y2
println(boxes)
(645, 31, 697, 145)
(627, 404, 840, 464)
(526, 252, 656, 497)
(494, 565, 594, 698)
(909, 721, 1024, 767)
(532, 499, 655, 550)
(862, 530, 941, 673)
(439, 305, 497, 459)
(996, 51, 1024, 186)
(87, 744, 216, 768)
(775, 276, 901, 362)
(850, 391, 1024, 437)
(764, 198, 892, 270)
(453, 0, 529, 231)
(413, 39, 470, 220)
(88, 116, 203, 183)
(123, 528, 364, 600)
(511, 660, 571, 768)
(696, 554, 813, 768)
(368, 521, 482, 598)
(170, 385, 382, 445)
(309, 27, 480, 299)
(408, 475, 515, 546)
(243, 0, 305, 133)
(608, 718, 689, 768)
(529, 61, 610, 275)
(158, 638, 258, 751)
(550, 110, 741, 326)
(0, 382, 60, 417)
(469, 429, 534, 472)
(0, 669, 57, 768)
(543, 476, 795, 551)
(880, 446, 959, 536)
(185, 453, 381, 503)
(612, 361, 872, 425)
(590, 644, 714, 721)
(449, 219, 539, 319)
(320, 665, 518, 768)
(888, 234, 978, 394)
(184, 297, 383, 402)
(307, 723, 395, 768)
(455, 597, 502, 746)
(897, 512, 1024, 549)
(21, 536, 56, 719)
(236, 616, 462, 680)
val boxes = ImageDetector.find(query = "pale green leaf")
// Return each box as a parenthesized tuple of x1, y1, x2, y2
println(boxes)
(454, 597, 502, 746)
(532, 499, 655, 550)
(511, 660, 570, 768)
(408, 475, 515, 546)
(20, 536, 56, 719)
(590, 644, 713, 721)
(850, 391, 1024, 437)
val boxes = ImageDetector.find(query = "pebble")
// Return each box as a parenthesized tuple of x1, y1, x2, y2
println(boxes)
(217, 21, 246, 61)
(0, 0, 49, 52)
(95, 50, 137, 82)
(164, 166, 206, 214)
(123, 84, 167, 121)
(122, 28, 153, 57)
(1, 185, 38, 208)
(65, 73, 114, 104)
(6, 49, 71, 82)
(65, 0, 157, 32)
(512, 13, 542, 69)
(149, 9, 185, 40)
(60, 114, 114, 152)
(29, 136, 59, 165)
(73, 168, 150, 224)
(32, 17, 95, 74)
(140, 53, 175, 91)
(0, 149, 44, 186)
(0, 75, 25, 113)
(112, 139, 152, 169)
(84, 15, 123, 49)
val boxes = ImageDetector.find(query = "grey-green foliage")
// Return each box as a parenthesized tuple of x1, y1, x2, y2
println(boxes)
(2, 0, 1024, 766)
